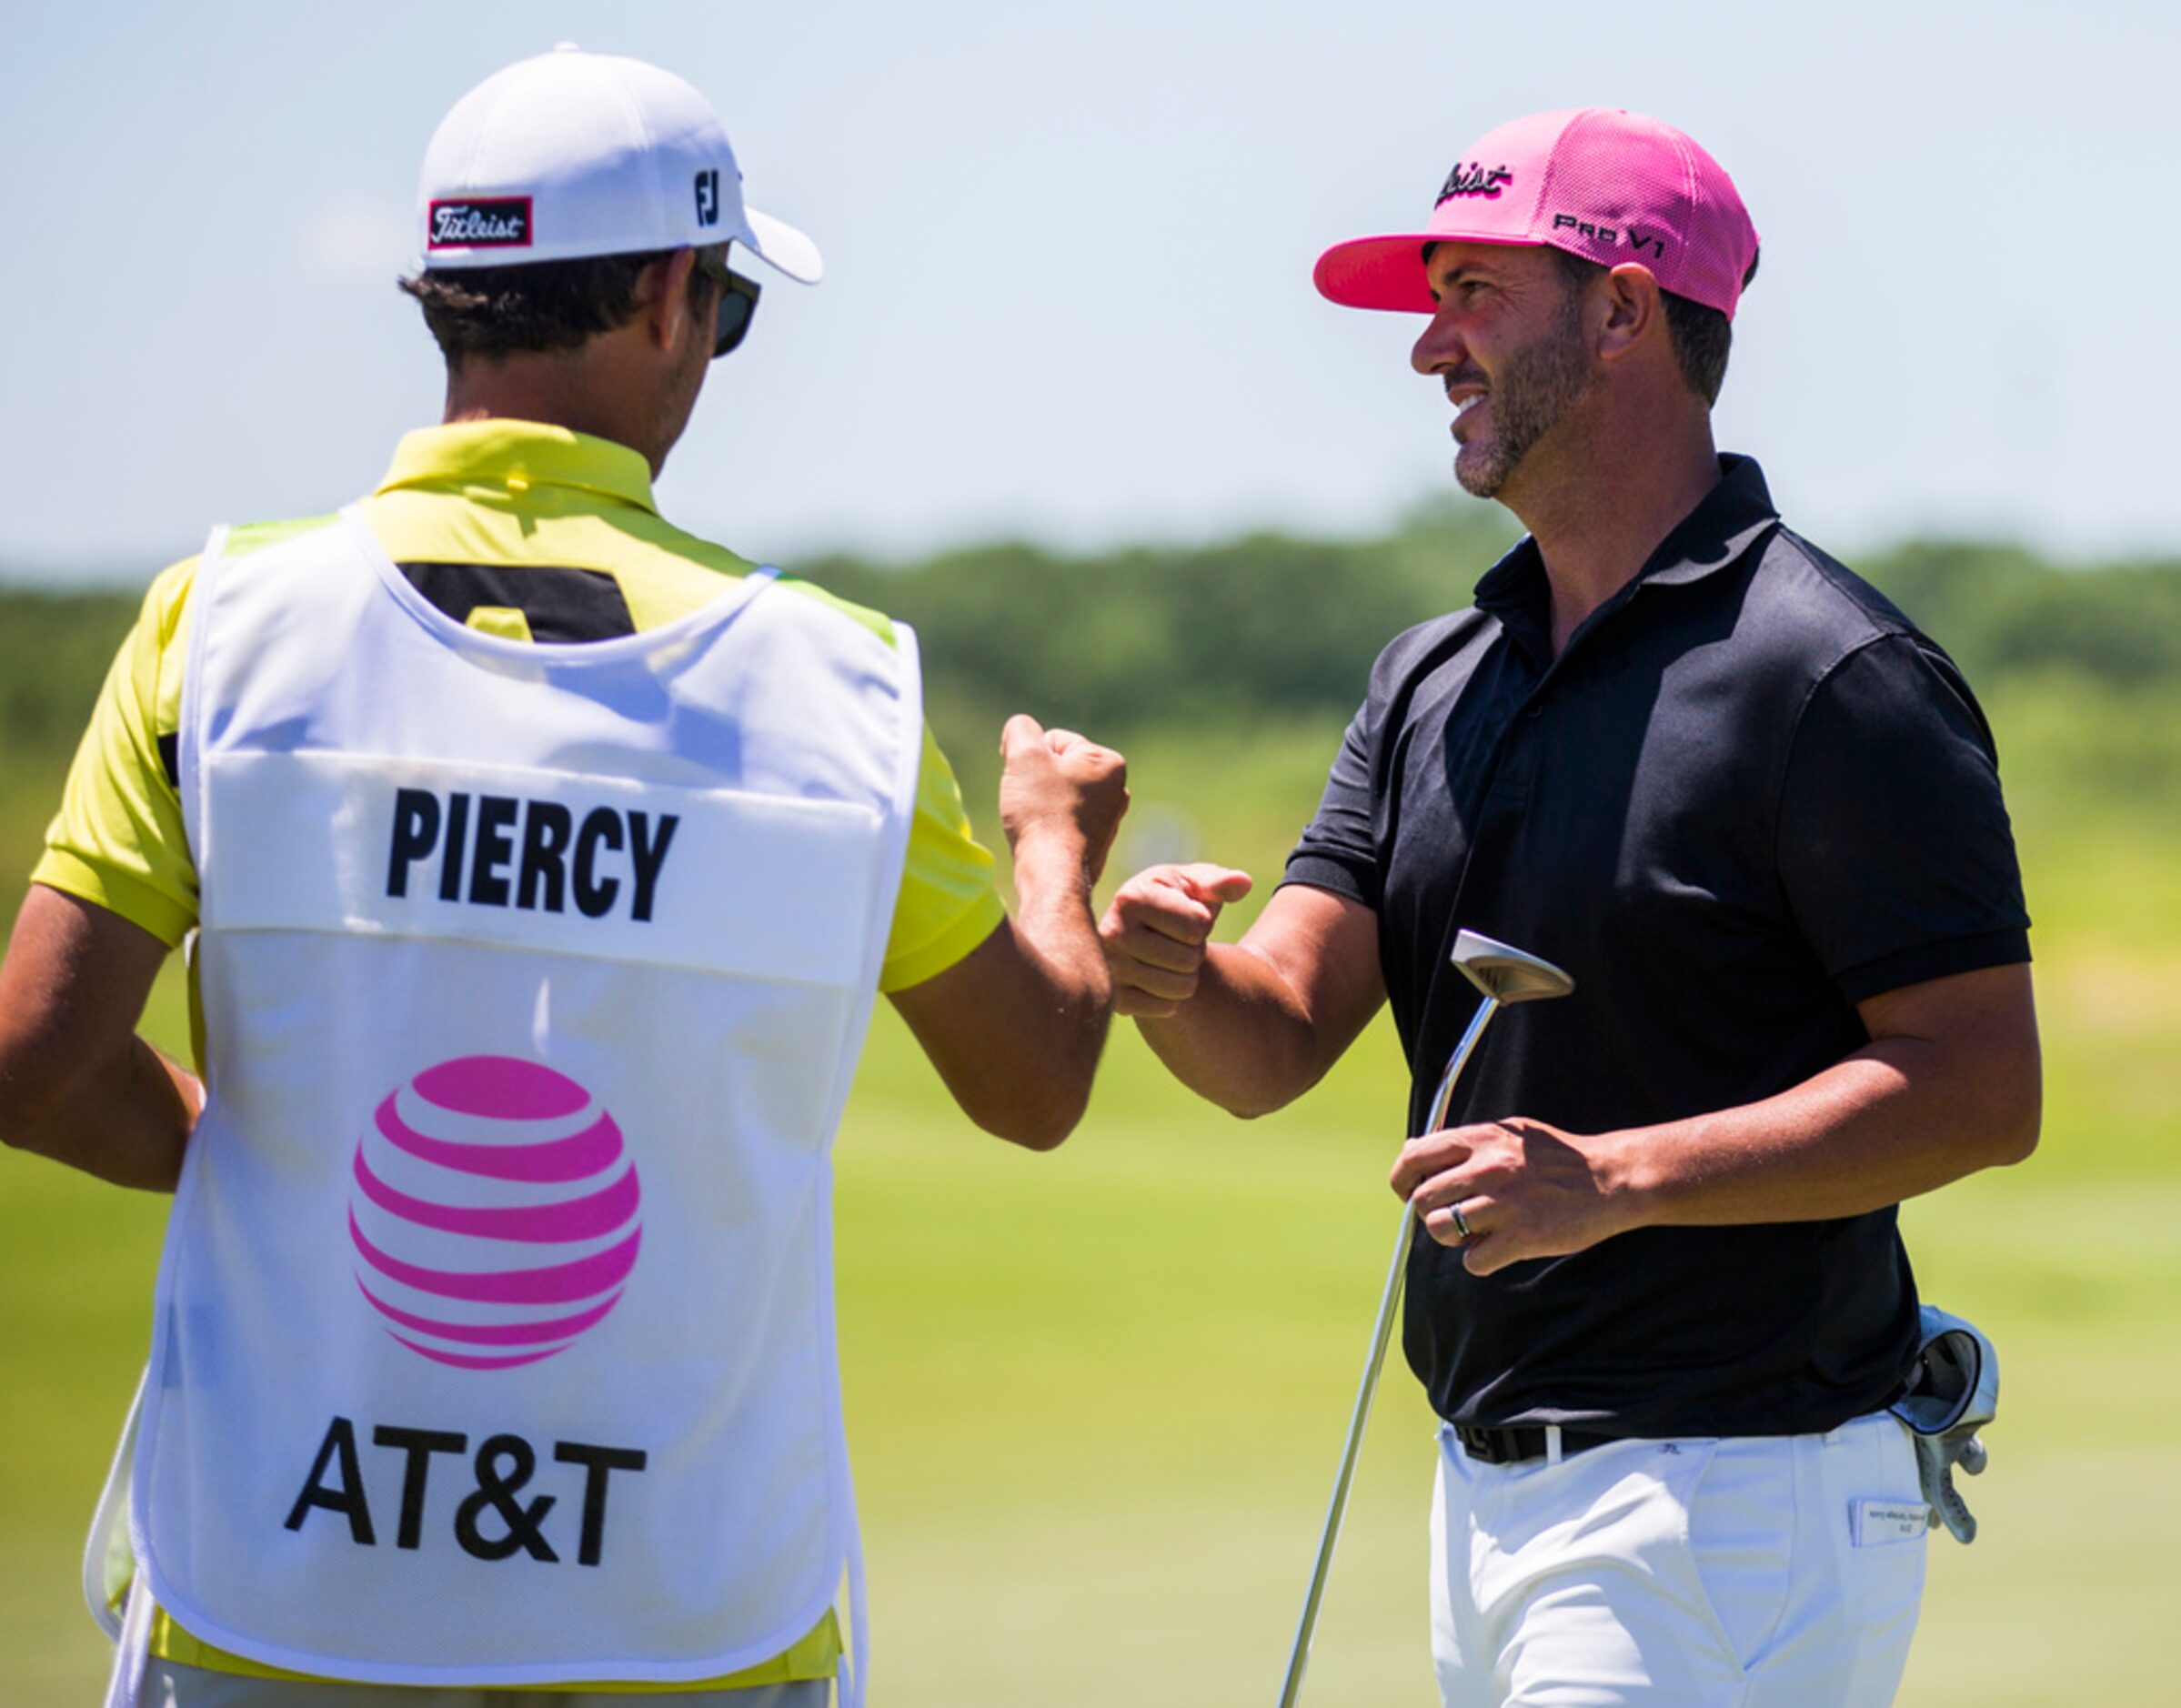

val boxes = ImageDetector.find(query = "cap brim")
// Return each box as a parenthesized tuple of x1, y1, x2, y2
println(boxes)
(741, 206, 823, 285)
(1313, 229, 1538, 314)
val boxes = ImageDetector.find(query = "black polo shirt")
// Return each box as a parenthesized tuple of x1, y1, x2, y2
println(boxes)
(1285, 456, 2030, 1438)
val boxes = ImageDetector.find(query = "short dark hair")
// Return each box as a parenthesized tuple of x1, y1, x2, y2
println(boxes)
(1547, 245, 1761, 407)
(398, 247, 716, 367)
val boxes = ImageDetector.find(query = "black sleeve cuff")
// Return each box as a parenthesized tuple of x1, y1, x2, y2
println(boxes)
(1835, 926, 2031, 1007)
(1278, 852, 1376, 909)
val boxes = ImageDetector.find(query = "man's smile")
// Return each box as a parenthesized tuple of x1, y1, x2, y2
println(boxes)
(1445, 382, 1488, 438)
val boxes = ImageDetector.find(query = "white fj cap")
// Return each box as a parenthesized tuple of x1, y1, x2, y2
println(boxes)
(417, 45, 822, 284)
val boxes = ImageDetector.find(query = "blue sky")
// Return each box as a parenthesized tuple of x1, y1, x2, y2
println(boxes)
(3, 1, 2173, 581)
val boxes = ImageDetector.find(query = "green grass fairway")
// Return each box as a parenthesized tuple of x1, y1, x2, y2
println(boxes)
(4, 712, 2177, 1704)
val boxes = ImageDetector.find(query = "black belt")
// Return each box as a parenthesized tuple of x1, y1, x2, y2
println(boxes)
(1453, 1423, 1620, 1466)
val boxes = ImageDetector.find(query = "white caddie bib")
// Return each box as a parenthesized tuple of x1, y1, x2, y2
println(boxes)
(118, 511, 918, 1687)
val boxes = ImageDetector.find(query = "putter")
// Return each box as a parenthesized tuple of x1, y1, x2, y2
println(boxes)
(1275, 929, 1573, 1708)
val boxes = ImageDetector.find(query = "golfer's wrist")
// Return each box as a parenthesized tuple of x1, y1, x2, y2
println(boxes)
(1590, 1125, 1668, 1237)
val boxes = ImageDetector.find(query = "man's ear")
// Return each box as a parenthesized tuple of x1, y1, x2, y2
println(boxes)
(1596, 263, 1664, 365)
(640, 249, 701, 352)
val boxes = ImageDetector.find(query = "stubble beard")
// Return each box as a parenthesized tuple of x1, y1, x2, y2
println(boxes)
(1453, 297, 1595, 500)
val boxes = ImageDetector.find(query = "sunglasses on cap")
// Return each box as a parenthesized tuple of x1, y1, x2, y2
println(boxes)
(692, 247, 761, 359)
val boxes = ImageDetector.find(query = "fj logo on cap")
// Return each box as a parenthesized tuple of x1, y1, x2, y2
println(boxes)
(427, 197, 532, 250)
(1437, 162, 1513, 203)
(694, 168, 720, 227)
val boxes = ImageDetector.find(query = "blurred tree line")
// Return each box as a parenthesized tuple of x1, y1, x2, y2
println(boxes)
(0, 588, 140, 758)
(801, 516, 2181, 750)
(4, 518, 2177, 873)
(0, 589, 144, 884)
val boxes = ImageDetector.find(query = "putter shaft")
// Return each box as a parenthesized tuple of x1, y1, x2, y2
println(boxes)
(1274, 992, 1501, 1708)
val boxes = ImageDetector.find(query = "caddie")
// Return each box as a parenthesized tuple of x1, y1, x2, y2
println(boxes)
(0, 45, 1128, 1708)
(1100, 108, 2037, 1703)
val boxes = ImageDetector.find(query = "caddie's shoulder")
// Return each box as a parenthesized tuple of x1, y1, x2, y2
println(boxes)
(223, 512, 341, 560)
(769, 572, 901, 651)
(138, 554, 202, 647)
(140, 513, 343, 658)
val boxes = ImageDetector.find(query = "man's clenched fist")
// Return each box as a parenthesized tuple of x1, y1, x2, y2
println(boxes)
(1098, 862, 1254, 1017)
(999, 715, 1130, 883)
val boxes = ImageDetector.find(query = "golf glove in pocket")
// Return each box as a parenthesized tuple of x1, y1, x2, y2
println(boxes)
(1888, 1304, 1999, 1544)
(1909, 1422, 1988, 1544)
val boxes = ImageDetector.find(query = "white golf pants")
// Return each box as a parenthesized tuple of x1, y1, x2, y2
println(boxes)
(1430, 1412, 1927, 1706)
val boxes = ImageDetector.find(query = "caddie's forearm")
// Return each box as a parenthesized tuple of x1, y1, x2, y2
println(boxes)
(1133, 942, 1331, 1120)
(0, 1034, 197, 1192)
(0, 883, 196, 1191)
(889, 831, 1114, 1151)
(1010, 833, 1112, 1012)
(1001, 830, 1115, 1133)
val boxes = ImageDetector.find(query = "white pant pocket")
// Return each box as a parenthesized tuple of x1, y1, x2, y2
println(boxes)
(1678, 1435, 1798, 1675)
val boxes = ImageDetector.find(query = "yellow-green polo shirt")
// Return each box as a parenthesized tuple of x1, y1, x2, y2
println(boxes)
(37, 420, 1008, 1690)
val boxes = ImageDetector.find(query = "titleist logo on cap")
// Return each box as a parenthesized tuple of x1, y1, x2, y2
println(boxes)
(427, 196, 533, 249)
(1437, 162, 1513, 203)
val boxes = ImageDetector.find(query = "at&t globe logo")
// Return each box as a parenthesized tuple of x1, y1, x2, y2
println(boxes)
(348, 1055, 642, 1370)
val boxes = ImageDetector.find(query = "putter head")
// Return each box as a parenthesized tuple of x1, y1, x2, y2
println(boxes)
(1451, 929, 1574, 1004)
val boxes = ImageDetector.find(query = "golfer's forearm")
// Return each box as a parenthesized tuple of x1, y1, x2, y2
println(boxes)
(0, 1036, 197, 1191)
(1134, 942, 1336, 1119)
(1613, 1032, 2040, 1228)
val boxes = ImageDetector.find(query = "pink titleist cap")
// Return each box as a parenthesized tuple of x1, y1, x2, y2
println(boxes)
(1315, 108, 1760, 320)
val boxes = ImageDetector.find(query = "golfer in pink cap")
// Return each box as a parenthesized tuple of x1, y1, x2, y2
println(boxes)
(1102, 108, 2035, 1703)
